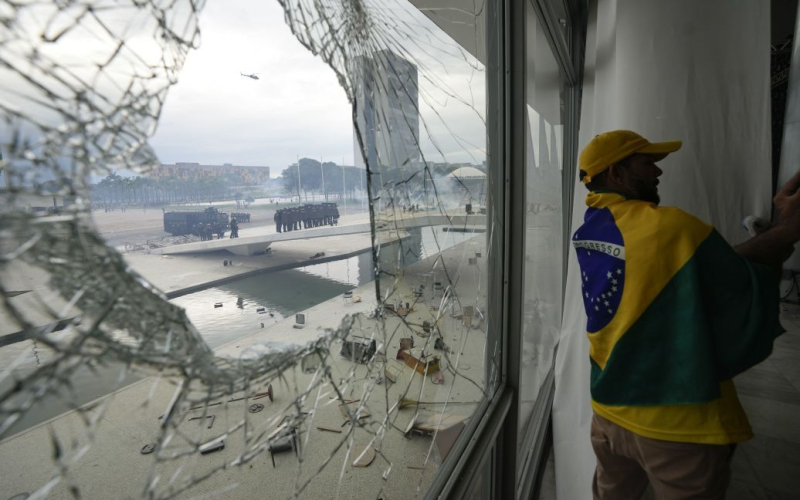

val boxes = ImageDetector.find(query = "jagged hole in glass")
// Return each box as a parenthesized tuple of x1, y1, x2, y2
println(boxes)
(0, 0, 497, 498)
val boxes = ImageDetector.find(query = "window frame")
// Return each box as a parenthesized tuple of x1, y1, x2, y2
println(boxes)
(424, 0, 587, 498)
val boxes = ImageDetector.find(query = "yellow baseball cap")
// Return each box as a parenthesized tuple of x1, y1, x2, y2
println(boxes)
(579, 130, 682, 183)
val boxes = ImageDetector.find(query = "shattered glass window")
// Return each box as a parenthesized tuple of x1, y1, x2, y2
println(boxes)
(0, 0, 497, 498)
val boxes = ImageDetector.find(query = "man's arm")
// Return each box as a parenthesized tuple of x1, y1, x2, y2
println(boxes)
(735, 226, 795, 280)
(735, 170, 800, 281)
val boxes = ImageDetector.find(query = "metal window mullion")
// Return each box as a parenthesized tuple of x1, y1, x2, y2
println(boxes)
(562, 83, 581, 297)
(532, 0, 578, 85)
(428, 0, 511, 495)
(517, 364, 557, 500)
(442, 388, 514, 499)
(499, 0, 528, 495)
(562, 0, 587, 296)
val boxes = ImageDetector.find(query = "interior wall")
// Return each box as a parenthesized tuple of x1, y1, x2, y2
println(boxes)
(777, 9, 800, 271)
(552, 1, 771, 498)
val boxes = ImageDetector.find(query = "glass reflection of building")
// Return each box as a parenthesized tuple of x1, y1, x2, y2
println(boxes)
(352, 50, 420, 179)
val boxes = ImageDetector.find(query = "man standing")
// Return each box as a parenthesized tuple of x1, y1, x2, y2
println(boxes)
(230, 217, 239, 239)
(275, 209, 282, 233)
(297, 206, 303, 230)
(573, 130, 800, 499)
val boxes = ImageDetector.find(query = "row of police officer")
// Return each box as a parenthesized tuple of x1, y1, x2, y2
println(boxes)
(274, 203, 339, 233)
(197, 222, 226, 240)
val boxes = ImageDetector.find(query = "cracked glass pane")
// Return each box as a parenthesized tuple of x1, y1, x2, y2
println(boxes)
(0, 1, 496, 498)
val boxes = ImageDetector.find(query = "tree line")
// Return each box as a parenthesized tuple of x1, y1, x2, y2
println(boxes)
(278, 158, 478, 201)
(91, 172, 256, 207)
(90, 158, 479, 208)
(281, 158, 367, 201)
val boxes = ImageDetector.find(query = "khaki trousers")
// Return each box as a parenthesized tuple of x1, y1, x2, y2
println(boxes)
(591, 413, 736, 499)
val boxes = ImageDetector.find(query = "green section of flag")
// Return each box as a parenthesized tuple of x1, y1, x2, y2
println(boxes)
(591, 230, 784, 406)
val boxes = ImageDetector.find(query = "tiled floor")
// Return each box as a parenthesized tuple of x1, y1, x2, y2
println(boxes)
(728, 303, 800, 500)
(539, 448, 557, 499)
(539, 303, 800, 499)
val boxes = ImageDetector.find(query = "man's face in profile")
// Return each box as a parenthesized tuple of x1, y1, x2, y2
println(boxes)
(616, 153, 665, 205)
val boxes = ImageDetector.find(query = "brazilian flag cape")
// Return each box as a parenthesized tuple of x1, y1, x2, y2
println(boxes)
(573, 192, 783, 442)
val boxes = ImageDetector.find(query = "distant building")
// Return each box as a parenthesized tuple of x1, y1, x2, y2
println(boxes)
(353, 50, 420, 176)
(429, 162, 485, 174)
(446, 166, 486, 201)
(153, 163, 270, 185)
(447, 166, 486, 182)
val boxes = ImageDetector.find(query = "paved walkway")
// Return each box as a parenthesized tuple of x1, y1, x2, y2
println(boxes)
(128, 231, 390, 298)
(0, 236, 490, 499)
(727, 302, 800, 499)
(0, 230, 407, 350)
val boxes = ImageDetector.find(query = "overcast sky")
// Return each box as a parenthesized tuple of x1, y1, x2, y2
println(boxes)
(148, 0, 353, 175)
(148, 0, 486, 177)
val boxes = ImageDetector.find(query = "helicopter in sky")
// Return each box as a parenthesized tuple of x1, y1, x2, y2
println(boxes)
(240, 72, 260, 80)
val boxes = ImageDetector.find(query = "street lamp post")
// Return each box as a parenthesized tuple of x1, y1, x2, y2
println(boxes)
(320, 157, 326, 202)
(360, 166, 364, 211)
(296, 155, 302, 203)
(342, 157, 347, 216)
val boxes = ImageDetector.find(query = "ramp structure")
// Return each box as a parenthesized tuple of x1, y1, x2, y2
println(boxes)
(152, 212, 487, 256)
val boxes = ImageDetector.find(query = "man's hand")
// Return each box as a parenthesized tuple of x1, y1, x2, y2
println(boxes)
(735, 171, 800, 280)
(773, 170, 800, 240)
